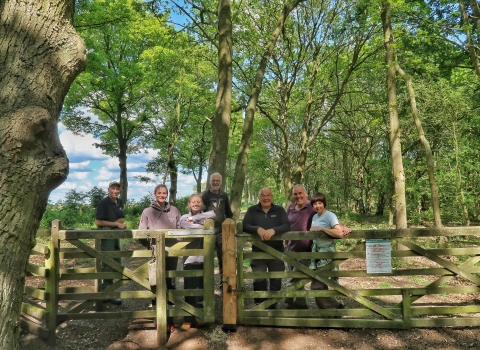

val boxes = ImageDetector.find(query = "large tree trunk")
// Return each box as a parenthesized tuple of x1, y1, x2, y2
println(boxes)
(381, 1, 407, 229)
(0, 1, 86, 349)
(229, 0, 306, 220)
(208, 0, 232, 182)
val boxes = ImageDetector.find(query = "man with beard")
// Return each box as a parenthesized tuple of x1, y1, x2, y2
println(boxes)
(201, 173, 233, 287)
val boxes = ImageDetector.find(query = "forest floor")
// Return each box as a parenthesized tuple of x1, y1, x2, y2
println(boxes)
(19, 238, 480, 350)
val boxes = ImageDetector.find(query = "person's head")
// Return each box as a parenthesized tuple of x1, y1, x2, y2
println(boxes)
(292, 184, 308, 207)
(154, 184, 168, 207)
(258, 187, 274, 210)
(209, 173, 222, 193)
(310, 192, 327, 215)
(108, 181, 121, 199)
(188, 193, 203, 214)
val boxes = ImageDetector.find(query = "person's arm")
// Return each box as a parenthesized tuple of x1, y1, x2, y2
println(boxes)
(180, 213, 202, 229)
(95, 218, 126, 229)
(310, 224, 344, 238)
(339, 221, 352, 235)
(191, 210, 216, 224)
(263, 207, 291, 240)
(242, 207, 260, 234)
(138, 210, 148, 230)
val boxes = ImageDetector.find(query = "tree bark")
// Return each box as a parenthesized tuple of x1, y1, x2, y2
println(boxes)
(395, 66, 442, 227)
(208, 0, 232, 182)
(0, 1, 86, 348)
(229, 0, 306, 221)
(381, 1, 407, 228)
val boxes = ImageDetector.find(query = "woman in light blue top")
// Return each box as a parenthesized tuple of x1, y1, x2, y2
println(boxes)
(309, 192, 349, 310)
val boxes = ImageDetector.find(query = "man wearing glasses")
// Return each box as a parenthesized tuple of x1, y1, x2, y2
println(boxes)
(243, 188, 291, 308)
(201, 173, 233, 284)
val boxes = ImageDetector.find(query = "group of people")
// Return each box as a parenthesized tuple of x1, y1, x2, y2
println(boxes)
(94, 177, 349, 332)
(243, 185, 350, 311)
(94, 173, 232, 333)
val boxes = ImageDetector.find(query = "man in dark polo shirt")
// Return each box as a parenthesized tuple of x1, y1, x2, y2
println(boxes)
(95, 180, 126, 305)
(243, 187, 290, 308)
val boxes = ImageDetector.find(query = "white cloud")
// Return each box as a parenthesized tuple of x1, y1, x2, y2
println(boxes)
(60, 131, 107, 162)
(70, 161, 91, 170)
(68, 172, 90, 180)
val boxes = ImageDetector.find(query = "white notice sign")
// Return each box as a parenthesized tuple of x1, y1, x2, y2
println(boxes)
(366, 239, 392, 274)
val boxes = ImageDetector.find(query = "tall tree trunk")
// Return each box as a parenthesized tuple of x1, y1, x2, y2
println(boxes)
(230, 0, 306, 221)
(395, 66, 442, 227)
(208, 0, 232, 183)
(381, 1, 407, 228)
(0, 1, 86, 348)
(460, 0, 480, 78)
(118, 144, 128, 204)
(169, 158, 178, 204)
(453, 123, 470, 226)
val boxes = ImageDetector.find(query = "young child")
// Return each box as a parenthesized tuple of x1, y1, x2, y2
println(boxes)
(309, 192, 349, 310)
(179, 193, 215, 331)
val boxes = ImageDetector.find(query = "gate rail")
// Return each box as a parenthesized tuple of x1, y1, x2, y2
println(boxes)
(22, 219, 216, 347)
(235, 226, 480, 328)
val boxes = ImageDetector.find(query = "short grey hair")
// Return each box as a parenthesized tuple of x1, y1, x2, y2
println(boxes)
(210, 172, 222, 181)
(258, 187, 273, 198)
(292, 184, 307, 194)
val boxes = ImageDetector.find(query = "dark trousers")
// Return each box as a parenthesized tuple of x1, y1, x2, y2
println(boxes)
(250, 256, 285, 304)
(101, 238, 121, 287)
(215, 233, 223, 275)
(184, 263, 204, 323)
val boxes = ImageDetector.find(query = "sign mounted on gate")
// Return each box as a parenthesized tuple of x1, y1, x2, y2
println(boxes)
(366, 239, 392, 274)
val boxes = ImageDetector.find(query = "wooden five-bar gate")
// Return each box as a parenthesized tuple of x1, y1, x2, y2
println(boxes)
(23, 220, 480, 347)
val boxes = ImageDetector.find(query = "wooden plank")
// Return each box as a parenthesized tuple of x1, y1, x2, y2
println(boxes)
(203, 219, 215, 323)
(24, 285, 46, 300)
(252, 240, 398, 320)
(397, 239, 480, 286)
(30, 243, 49, 255)
(243, 316, 406, 329)
(156, 232, 167, 347)
(236, 232, 246, 325)
(58, 290, 154, 301)
(25, 264, 46, 277)
(402, 289, 412, 329)
(21, 302, 47, 320)
(68, 239, 151, 290)
(45, 221, 60, 347)
(58, 310, 156, 321)
(222, 218, 237, 330)
(410, 317, 480, 328)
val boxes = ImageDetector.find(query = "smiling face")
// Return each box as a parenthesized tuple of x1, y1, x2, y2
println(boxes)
(258, 188, 273, 210)
(108, 185, 121, 200)
(293, 185, 308, 208)
(188, 195, 203, 214)
(209, 174, 222, 193)
(154, 186, 168, 207)
(312, 200, 326, 215)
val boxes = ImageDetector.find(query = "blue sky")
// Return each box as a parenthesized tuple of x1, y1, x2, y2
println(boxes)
(49, 123, 201, 204)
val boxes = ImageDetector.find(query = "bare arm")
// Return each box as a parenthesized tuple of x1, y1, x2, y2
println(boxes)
(96, 218, 126, 229)
(310, 224, 345, 238)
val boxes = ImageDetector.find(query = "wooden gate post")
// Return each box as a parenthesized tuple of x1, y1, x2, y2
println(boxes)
(45, 220, 60, 347)
(155, 231, 167, 347)
(222, 218, 237, 331)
